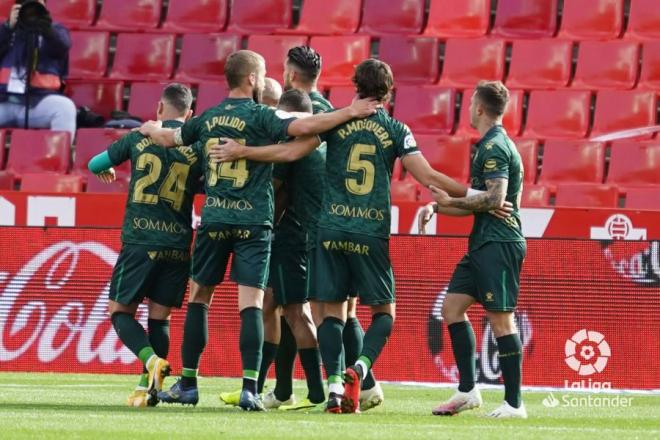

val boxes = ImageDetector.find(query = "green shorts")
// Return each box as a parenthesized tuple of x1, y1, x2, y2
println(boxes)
(109, 244, 190, 308)
(447, 241, 526, 312)
(191, 223, 272, 289)
(269, 223, 308, 306)
(310, 228, 394, 305)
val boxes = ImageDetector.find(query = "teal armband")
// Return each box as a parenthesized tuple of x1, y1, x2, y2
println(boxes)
(88, 151, 114, 174)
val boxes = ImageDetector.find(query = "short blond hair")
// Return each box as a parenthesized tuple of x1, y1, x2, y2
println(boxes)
(225, 50, 265, 89)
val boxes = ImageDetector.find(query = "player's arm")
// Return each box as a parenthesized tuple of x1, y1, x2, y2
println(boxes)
(138, 119, 199, 148)
(209, 136, 321, 163)
(431, 177, 508, 212)
(417, 200, 514, 234)
(285, 98, 379, 137)
(87, 151, 117, 183)
(401, 153, 469, 198)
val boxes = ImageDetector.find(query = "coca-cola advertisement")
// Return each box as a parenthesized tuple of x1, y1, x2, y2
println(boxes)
(0, 228, 658, 390)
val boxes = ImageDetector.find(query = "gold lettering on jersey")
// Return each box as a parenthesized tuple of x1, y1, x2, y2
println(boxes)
(205, 116, 246, 132)
(132, 217, 187, 234)
(205, 196, 253, 211)
(207, 229, 252, 240)
(175, 146, 198, 166)
(135, 137, 156, 152)
(337, 120, 393, 148)
(146, 249, 190, 262)
(322, 240, 370, 256)
(329, 203, 385, 221)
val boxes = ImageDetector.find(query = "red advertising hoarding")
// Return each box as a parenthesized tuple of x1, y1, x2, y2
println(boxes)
(1, 227, 658, 390)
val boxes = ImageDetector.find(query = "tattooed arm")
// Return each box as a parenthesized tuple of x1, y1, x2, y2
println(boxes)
(430, 177, 508, 212)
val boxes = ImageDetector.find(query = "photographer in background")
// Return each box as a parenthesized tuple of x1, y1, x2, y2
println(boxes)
(0, 0, 75, 139)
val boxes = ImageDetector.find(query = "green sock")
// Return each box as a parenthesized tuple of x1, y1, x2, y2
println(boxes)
(258, 341, 278, 394)
(448, 321, 477, 393)
(299, 348, 325, 404)
(137, 373, 148, 389)
(181, 303, 209, 371)
(361, 313, 393, 370)
(274, 317, 296, 402)
(239, 307, 264, 379)
(343, 317, 363, 366)
(318, 317, 345, 380)
(111, 312, 153, 366)
(497, 333, 523, 408)
(148, 319, 170, 358)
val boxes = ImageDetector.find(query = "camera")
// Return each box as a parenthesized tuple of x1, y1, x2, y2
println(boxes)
(15, 0, 52, 33)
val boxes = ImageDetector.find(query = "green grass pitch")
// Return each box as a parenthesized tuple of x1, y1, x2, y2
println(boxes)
(0, 373, 657, 439)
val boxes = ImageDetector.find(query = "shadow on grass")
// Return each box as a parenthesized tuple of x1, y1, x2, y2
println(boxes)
(1, 402, 251, 414)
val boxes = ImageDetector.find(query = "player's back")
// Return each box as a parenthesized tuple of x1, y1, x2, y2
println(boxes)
(108, 120, 204, 249)
(318, 108, 418, 239)
(180, 98, 293, 227)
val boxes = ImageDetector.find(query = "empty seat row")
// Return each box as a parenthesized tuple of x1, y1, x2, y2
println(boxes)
(3, 0, 659, 40)
(67, 32, 660, 92)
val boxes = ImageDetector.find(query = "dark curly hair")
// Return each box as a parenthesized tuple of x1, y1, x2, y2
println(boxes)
(286, 46, 322, 83)
(352, 59, 394, 102)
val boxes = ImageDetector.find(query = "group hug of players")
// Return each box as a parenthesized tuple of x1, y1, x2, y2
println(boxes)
(88, 45, 528, 418)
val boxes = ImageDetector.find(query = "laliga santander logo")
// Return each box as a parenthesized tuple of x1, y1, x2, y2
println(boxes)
(564, 329, 611, 376)
(0, 241, 142, 364)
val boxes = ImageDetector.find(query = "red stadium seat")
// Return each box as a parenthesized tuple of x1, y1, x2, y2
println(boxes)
(86, 175, 130, 193)
(558, 0, 624, 40)
(110, 33, 175, 81)
(227, 0, 292, 33)
(555, 184, 618, 208)
(393, 86, 454, 134)
(507, 39, 572, 90)
(623, 186, 660, 210)
(391, 177, 419, 202)
(457, 89, 524, 138)
(627, 0, 660, 40)
(128, 83, 171, 122)
(392, 159, 402, 180)
(415, 135, 471, 183)
(379, 36, 439, 84)
(50, 0, 96, 29)
(20, 173, 84, 193)
(423, 0, 490, 38)
(520, 184, 550, 207)
(539, 140, 605, 184)
(638, 41, 660, 91)
(69, 31, 110, 80)
(73, 128, 130, 178)
(0, 0, 12, 21)
(161, 0, 228, 33)
(607, 142, 660, 185)
(279, 0, 361, 35)
(524, 90, 591, 139)
(0, 171, 15, 190)
(591, 91, 657, 138)
(360, 0, 425, 35)
(175, 34, 241, 83)
(328, 86, 356, 108)
(572, 41, 640, 90)
(96, 0, 161, 31)
(247, 35, 309, 85)
(6, 130, 71, 176)
(65, 80, 123, 119)
(514, 139, 539, 184)
(439, 38, 506, 88)
(196, 82, 229, 114)
(310, 36, 370, 87)
(0, 129, 6, 167)
(492, 0, 558, 38)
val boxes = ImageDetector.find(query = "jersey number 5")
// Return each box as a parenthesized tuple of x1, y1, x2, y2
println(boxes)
(133, 153, 190, 212)
(206, 138, 249, 188)
(346, 143, 376, 196)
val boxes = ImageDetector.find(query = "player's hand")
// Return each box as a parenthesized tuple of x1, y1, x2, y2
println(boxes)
(418, 203, 435, 235)
(136, 120, 162, 136)
(9, 4, 21, 29)
(95, 168, 116, 184)
(209, 138, 246, 163)
(489, 201, 514, 220)
(348, 96, 381, 119)
(429, 185, 452, 207)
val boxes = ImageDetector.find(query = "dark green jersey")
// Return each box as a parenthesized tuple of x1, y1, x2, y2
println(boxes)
(317, 108, 420, 239)
(179, 98, 295, 227)
(107, 120, 204, 249)
(273, 91, 332, 238)
(468, 125, 525, 250)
